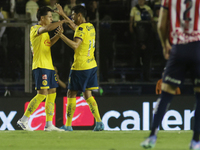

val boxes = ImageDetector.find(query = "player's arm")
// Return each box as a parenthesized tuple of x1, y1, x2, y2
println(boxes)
(38, 20, 66, 35)
(59, 33, 82, 50)
(157, 7, 171, 60)
(57, 78, 67, 89)
(50, 25, 63, 46)
(56, 74, 67, 89)
(55, 3, 77, 31)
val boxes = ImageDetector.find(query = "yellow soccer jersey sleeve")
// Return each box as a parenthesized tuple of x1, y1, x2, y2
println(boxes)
(72, 23, 97, 70)
(30, 25, 54, 70)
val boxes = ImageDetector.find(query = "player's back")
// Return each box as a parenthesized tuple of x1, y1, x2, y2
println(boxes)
(72, 22, 97, 70)
(162, 0, 200, 44)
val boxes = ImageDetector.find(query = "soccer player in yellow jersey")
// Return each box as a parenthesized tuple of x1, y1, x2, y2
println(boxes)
(55, 4, 104, 131)
(17, 6, 67, 131)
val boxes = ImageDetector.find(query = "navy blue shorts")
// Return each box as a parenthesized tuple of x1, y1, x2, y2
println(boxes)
(33, 68, 58, 90)
(163, 41, 200, 87)
(68, 67, 99, 92)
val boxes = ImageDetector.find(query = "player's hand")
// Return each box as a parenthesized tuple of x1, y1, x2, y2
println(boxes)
(56, 74, 59, 79)
(55, 24, 63, 36)
(163, 40, 172, 60)
(55, 3, 64, 16)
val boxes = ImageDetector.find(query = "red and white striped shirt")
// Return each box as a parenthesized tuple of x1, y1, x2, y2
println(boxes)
(162, 0, 200, 44)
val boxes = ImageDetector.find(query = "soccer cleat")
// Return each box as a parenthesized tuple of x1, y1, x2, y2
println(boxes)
(93, 122, 104, 131)
(44, 125, 65, 131)
(59, 125, 73, 131)
(190, 140, 200, 150)
(17, 119, 33, 131)
(140, 135, 157, 149)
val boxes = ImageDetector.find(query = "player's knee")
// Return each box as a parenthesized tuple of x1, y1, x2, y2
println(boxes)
(48, 88, 56, 94)
(67, 90, 77, 98)
(161, 83, 177, 95)
(83, 90, 92, 100)
(37, 89, 48, 96)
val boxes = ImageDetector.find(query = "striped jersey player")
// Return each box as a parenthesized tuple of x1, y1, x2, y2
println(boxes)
(141, 0, 200, 149)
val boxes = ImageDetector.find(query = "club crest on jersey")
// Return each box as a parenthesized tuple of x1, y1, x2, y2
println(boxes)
(42, 80, 48, 86)
(78, 27, 83, 31)
(42, 74, 47, 80)
(44, 39, 51, 46)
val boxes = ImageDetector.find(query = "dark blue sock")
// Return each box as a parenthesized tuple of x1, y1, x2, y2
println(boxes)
(193, 92, 200, 141)
(150, 91, 174, 136)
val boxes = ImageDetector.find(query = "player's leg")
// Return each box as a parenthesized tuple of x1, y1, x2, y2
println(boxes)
(83, 90, 104, 131)
(190, 88, 200, 150)
(84, 67, 104, 131)
(17, 89, 47, 131)
(44, 88, 64, 131)
(189, 41, 200, 149)
(60, 89, 77, 131)
(141, 83, 177, 149)
(141, 43, 187, 148)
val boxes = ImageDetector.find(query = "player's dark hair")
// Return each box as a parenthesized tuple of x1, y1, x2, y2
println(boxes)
(71, 5, 87, 18)
(36, 6, 53, 21)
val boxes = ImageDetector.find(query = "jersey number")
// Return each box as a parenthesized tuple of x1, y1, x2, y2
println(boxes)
(88, 39, 95, 56)
(183, 0, 193, 21)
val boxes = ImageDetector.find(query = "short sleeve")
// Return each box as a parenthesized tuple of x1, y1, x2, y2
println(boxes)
(130, 7, 136, 17)
(74, 25, 85, 41)
(31, 25, 41, 37)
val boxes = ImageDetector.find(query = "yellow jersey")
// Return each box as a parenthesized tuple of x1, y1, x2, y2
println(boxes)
(130, 5, 153, 26)
(30, 25, 54, 70)
(72, 23, 97, 70)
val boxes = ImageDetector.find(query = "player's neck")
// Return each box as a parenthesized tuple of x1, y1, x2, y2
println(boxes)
(78, 18, 86, 25)
(38, 21, 46, 26)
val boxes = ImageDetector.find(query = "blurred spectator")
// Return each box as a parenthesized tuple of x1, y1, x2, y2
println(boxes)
(25, 0, 39, 25)
(131, 0, 138, 8)
(129, 0, 154, 82)
(15, 0, 27, 18)
(64, 0, 77, 17)
(47, 0, 60, 22)
(0, 0, 16, 18)
(0, 0, 10, 18)
(86, 0, 97, 22)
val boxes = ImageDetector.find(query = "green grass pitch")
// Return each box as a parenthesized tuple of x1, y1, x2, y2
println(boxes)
(0, 130, 193, 150)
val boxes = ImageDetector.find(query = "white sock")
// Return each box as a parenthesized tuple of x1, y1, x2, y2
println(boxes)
(46, 121, 53, 127)
(21, 115, 29, 122)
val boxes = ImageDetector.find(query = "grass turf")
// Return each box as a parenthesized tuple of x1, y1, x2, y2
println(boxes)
(0, 130, 193, 150)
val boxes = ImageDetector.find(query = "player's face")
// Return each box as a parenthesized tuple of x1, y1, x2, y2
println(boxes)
(71, 11, 79, 25)
(43, 11, 53, 25)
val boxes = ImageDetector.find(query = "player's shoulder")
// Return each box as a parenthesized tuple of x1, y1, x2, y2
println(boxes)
(78, 23, 94, 31)
(31, 25, 41, 30)
(30, 25, 42, 36)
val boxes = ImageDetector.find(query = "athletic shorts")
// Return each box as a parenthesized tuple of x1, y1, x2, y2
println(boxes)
(33, 68, 58, 90)
(68, 67, 99, 92)
(163, 41, 200, 87)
